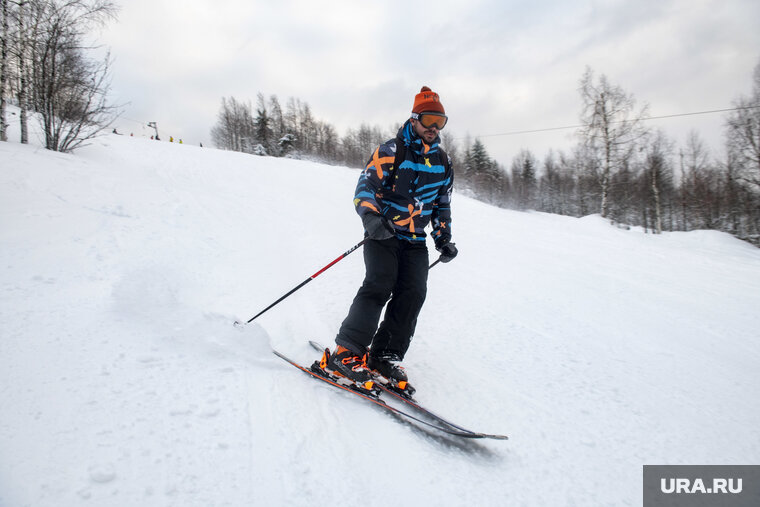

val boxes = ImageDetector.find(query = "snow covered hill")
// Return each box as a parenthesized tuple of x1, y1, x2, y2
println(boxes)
(1, 127, 759, 506)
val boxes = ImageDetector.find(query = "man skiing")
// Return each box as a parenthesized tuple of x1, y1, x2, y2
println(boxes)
(323, 86, 458, 391)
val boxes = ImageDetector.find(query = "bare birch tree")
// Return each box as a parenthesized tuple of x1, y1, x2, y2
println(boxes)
(0, 0, 9, 141)
(30, 0, 118, 152)
(210, 96, 255, 152)
(726, 61, 760, 190)
(578, 67, 649, 218)
(15, 0, 32, 143)
(643, 130, 674, 234)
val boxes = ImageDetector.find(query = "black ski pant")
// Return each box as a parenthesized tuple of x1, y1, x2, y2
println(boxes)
(335, 237, 429, 360)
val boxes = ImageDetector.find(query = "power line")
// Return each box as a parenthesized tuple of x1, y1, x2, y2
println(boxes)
(465, 104, 760, 140)
(117, 115, 150, 126)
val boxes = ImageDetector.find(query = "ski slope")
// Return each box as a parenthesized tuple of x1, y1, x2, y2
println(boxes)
(1, 123, 759, 506)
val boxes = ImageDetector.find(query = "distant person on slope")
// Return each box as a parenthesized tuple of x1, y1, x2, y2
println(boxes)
(320, 86, 458, 393)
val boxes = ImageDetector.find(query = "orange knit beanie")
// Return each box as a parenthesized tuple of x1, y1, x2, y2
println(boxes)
(412, 86, 445, 115)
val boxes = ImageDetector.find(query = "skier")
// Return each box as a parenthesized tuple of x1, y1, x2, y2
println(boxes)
(323, 86, 458, 389)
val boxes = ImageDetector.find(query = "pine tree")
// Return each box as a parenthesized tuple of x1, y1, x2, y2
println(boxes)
(254, 93, 272, 155)
(511, 149, 538, 210)
(469, 139, 506, 204)
(268, 94, 284, 143)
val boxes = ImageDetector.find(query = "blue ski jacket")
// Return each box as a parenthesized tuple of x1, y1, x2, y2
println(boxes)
(353, 120, 453, 246)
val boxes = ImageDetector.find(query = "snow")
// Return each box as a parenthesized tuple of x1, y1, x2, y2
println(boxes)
(1, 115, 759, 506)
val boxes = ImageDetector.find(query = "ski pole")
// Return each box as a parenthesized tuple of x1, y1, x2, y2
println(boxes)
(234, 239, 366, 327)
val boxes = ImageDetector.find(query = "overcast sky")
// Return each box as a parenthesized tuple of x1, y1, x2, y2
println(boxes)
(102, 0, 760, 166)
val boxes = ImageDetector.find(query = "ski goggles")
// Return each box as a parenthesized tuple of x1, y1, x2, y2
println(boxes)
(411, 112, 448, 130)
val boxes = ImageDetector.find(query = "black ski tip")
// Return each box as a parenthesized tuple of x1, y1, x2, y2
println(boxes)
(482, 434, 509, 440)
(454, 431, 509, 440)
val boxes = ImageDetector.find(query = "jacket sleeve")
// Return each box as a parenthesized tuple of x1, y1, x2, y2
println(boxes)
(353, 141, 396, 217)
(431, 155, 453, 246)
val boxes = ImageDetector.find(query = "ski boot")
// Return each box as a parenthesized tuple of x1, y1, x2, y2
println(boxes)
(368, 353, 416, 397)
(313, 346, 375, 392)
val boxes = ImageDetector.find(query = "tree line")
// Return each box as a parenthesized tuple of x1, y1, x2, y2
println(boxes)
(459, 65, 760, 246)
(0, 0, 118, 152)
(212, 62, 760, 246)
(210, 92, 393, 168)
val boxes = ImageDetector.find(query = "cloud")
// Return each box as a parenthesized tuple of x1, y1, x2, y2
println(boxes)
(102, 0, 760, 164)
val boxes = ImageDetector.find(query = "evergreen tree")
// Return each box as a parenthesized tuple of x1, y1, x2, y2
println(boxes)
(511, 149, 538, 210)
(268, 94, 285, 144)
(254, 92, 272, 155)
(469, 139, 506, 204)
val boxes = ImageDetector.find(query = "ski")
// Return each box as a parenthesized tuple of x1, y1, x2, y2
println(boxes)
(272, 348, 503, 440)
(306, 341, 509, 440)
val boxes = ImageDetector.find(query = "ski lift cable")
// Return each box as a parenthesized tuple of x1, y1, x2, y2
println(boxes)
(459, 104, 760, 140)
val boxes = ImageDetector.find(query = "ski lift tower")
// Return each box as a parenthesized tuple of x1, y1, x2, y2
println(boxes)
(147, 122, 160, 140)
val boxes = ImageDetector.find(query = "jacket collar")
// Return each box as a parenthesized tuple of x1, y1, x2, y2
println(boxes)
(398, 119, 440, 156)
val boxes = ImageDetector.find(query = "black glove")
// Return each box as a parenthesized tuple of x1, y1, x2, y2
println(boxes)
(361, 212, 395, 240)
(436, 240, 458, 263)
